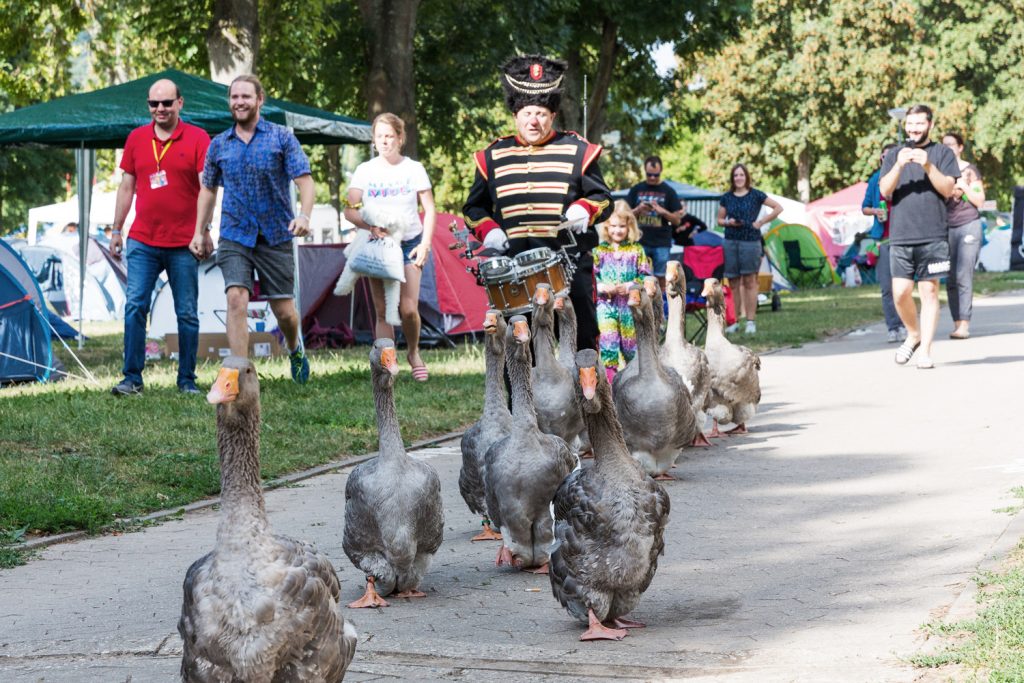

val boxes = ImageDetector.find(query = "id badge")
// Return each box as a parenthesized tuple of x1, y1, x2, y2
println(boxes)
(149, 170, 168, 189)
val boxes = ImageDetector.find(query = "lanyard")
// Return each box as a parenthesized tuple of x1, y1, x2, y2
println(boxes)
(152, 138, 173, 172)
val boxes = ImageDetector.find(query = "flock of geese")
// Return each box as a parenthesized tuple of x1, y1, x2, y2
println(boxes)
(174, 267, 762, 681)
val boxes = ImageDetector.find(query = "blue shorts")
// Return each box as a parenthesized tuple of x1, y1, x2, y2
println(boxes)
(401, 233, 422, 265)
(644, 245, 672, 277)
(723, 239, 763, 279)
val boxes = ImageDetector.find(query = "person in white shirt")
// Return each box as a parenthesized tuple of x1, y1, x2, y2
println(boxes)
(343, 113, 437, 381)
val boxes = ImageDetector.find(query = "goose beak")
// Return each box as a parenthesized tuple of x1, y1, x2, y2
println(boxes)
(207, 367, 240, 404)
(701, 279, 715, 298)
(643, 278, 657, 298)
(533, 286, 550, 306)
(553, 295, 565, 311)
(513, 319, 531, 343)
(483, 312, 498, 333)
(579, 366, 597, 400)
(380, 347, 399, 375)
(627, 287, 641, 307)
(666, 263, 679, 284)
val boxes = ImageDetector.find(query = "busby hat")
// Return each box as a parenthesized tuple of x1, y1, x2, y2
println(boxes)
(501, 54, 566, 113)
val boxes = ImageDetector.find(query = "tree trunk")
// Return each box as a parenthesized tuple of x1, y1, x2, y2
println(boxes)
(358, 0, 421, 158)
(207, 0, 259, 85)
(326, 144, 342, 238)
(797, 147, 811, 203)
(585, 18, 619, 143)
(560, 48, 584, 135)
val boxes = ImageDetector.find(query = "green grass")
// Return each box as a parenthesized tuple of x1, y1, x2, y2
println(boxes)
(0, 272, 1021, 561)
(911, 537, 1024, 681)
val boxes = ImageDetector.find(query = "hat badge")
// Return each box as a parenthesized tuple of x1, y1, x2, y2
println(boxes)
(530, 63, 544, 81)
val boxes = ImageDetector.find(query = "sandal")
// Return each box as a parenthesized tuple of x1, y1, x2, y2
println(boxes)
(894, 340, 920, 365)
(916, 355, 935, 369)
(949, 330, 970, 340)
(410, 365, 429, 382)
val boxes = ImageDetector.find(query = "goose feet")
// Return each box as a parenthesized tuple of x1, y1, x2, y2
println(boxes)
(579, 449, 595, 460)
(724, 423, 748, 435)
(495, 544, 514, 567)
(471, 520, 503, 542)
(653, 472, 675, 481)
(611, 616, 646, 629)
(525, 563, 549, 575)
(580, 609, 628, 641)
(691, 431, 712, 447)
(393, 589, 427, 598)
(348, 576, 389, 609)
(709, 420, 723, 438)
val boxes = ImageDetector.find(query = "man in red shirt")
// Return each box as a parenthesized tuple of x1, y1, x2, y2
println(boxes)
(110, 78, 211, 395)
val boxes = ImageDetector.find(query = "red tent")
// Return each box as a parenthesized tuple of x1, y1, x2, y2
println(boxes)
(299, 213, 490, 347)
(806, 182, 872, 261)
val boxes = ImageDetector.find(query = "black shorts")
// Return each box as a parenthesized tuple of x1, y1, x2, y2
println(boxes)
(216, 237, 295, 298)
(890, 240, 950, 281)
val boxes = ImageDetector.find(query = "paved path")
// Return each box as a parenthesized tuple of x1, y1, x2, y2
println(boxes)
(2, 291, 1023, 682)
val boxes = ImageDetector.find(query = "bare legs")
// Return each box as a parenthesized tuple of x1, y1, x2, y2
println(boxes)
(369, 264, 424, 369)
(893, 276, 940, 360)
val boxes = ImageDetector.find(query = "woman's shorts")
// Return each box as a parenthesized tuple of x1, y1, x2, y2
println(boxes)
(401, 233, 422, 265)
(723, 239, 762, 279)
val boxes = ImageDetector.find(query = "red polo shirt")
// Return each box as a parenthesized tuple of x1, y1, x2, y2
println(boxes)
(120, 121, 210, 248)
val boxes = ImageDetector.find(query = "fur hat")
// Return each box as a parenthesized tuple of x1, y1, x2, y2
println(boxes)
(501, 54, 567, 113)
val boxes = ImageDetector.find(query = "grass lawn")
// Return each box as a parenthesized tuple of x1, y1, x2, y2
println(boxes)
(1, 272, 1022, 566)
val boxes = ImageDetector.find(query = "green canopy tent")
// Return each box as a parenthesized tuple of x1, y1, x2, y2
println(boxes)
(0, 68, 372, 349)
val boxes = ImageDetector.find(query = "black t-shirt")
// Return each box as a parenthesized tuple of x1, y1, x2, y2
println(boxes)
(947, 162, 982, 228)
(880, 141, 960, 245)
(672, 213, 708, 247)
(626, 181, 683, 249)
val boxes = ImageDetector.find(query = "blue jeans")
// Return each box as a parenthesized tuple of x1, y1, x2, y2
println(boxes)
(123, 239, 199, 387)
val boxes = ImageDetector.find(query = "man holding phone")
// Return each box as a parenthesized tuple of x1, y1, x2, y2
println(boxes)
(879, 104, 959, 369)
(627, 155, 683, 289)
(110, 78, 211, 396)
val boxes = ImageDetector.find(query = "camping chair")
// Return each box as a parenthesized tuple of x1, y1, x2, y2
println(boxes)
(681, 245, 734, 344)
(783, 240, 829, 288)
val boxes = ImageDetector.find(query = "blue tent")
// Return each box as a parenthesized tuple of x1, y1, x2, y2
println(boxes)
(0, 240, 52, 384)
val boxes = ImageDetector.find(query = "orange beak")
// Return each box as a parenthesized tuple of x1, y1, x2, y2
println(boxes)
(701, 279, 715, 298)
(579, 366, 597, 400)
(380, 347, 399, 375)
(644, 279, 657, 298)
(207, 367, 240, 404)
(513, 319, 531, 343)
(553, 296, 565, 311)
(483, 312, 498, 333)
(627, 287, 641, 307)
(666, 263, 679, 284)
(533, 286, 550, 306)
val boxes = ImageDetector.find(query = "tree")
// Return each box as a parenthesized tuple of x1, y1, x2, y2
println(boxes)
(207, 0, 259, 84)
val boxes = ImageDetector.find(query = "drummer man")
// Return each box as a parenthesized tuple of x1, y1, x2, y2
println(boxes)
(463, 54, 613, 350)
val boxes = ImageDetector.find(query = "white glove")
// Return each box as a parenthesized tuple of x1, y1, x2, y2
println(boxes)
(564, 204, 590, 233)
(483, 228, 509, 253)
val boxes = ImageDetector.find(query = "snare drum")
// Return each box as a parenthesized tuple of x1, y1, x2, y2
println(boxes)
(515, 250, 570, 299)
(479, 257, 532, 314)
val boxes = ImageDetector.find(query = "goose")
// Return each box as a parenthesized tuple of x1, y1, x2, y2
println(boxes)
(612, 284, 698, 479)
(484, 315, 575, 572)
(531, 284, 585, 450)
(343, 339, 444, 608)
(549, 349, 670, 641)
(458, 309, 510, 542)
(613, 276, 664, 388)
(662, 261, 712, 447)
(178, 356, 357, 682)
(701, 278, 761, 436)
(555, 293, 593, 459)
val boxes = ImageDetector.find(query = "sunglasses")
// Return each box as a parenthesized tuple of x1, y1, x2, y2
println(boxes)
(646, 171, 661, 179)
(147, 99, 177, 108)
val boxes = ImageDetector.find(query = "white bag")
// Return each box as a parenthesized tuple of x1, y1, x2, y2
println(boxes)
(348, 236, 406, 283)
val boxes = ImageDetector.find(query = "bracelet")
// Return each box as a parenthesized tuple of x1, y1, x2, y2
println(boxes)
(297, 212, 310, 221)
(343, 199, 363, 210)
(111, 229, 122, 235)
(204, 224, 212, 232)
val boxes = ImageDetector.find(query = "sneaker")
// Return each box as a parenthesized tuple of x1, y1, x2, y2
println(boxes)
(289, 349, 310, 384)
(744, 320, 756, 335)
(725, 322, 739, 334)
(178, 382, 201, 395)
(886, 329, 900, 343)
(897, 327, 908, 341)
(111, 379, 143, 396)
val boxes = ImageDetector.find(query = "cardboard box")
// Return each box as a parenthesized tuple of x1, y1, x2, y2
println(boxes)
(165, 332, 282, 361)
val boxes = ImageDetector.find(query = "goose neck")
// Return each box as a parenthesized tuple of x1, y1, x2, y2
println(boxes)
(374, 374, 406, 459)
(506, 343, 538, 424)
(483, 340, 509, 415)
(216, 406, 268, 523)
(665, 293, 686, 345)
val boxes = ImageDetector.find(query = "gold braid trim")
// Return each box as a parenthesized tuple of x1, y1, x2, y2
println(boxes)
(503, 73, 564, 94)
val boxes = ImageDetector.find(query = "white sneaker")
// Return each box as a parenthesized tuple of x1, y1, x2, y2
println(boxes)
(887, 329, 900, 343)
(898, 327, 908, 341)
(745, 320, 756, 334)
(725, 322, 739, 334)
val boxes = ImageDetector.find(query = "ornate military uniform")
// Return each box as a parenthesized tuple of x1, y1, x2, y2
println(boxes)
(462, 55, 612, 349)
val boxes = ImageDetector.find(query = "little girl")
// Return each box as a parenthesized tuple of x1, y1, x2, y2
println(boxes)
(594, 200, 653, 383)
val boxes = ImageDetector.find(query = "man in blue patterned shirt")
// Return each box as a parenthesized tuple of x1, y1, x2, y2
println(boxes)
(193, 74, 315, 383)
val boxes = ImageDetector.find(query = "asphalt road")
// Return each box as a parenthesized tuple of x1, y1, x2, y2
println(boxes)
(2, 291, 1023, 682)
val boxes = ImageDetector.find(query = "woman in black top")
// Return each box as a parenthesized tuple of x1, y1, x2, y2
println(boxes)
(716, 164, 782, 334)
(941, 133, 985, 340)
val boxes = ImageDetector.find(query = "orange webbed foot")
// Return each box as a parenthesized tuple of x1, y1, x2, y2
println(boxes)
(653, 472, 675, 481)
(392, 589, 427, 598)
(495, 544, 514, 567)
(708, 420, 723, 438)
(471, 521, 503, 542)
(347, 577, 390, 609)
(525, 562, 549, 575)
(724, 423, 748, 435)
(580, 609, 627, 642)
(692, 431, 712, 447)
(610, 616, 646, 629)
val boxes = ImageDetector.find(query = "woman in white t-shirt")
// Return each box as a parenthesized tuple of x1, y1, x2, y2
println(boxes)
(344, 113, 437, 381)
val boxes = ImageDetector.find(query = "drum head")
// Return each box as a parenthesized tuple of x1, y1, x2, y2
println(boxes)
(479, 256, 515, 281)
(514, 247, 553, 267)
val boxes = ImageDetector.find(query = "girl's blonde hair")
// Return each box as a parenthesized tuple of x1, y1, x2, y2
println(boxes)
(598, 199, 641, 243)
(372, 112, 406, 150)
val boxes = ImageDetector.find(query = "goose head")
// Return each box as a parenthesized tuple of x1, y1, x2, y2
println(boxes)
(370, 338, 400, 389)
(643, 275, 661, 302)
(483, 308, 507, 344)
(701, 278, 725, 314)
(507, 315, 531, 362)
(531, 283, 554, 326)
(573, 348, 606, 408)
(207, 355, 260, 427)
(553, 292, 568, 312)
(665, 261, 684, 299)
(626, 283, 648, 322)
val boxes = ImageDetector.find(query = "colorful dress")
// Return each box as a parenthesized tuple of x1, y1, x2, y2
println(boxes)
(593, 241, 652, 370)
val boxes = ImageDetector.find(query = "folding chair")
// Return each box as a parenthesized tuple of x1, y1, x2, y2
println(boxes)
(681, 245, 734, 344)
(783, 239, 829, 288)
